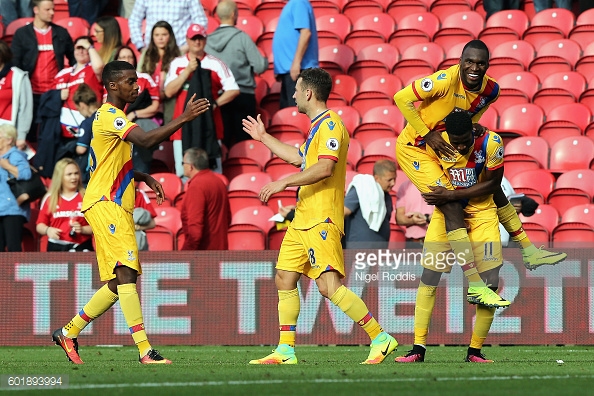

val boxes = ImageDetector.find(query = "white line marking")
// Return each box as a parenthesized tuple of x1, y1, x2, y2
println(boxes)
(4, 375, 594, 391)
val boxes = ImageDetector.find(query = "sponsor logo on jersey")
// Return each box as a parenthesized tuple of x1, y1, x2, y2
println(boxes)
(449, 168, 477, 188)
(326, 138, 339, 151)
(109, 224, 116, 234)
(413, 161, 420, 170)
(437, 73, 447, 80)
(474, 150, 485, 164)
(420, 78, 433, 92)
(113, 117, 126, 130)
(327, 120, 336, 130)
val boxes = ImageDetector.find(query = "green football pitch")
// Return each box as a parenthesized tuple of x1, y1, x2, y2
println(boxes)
(0, 345, 591, 395)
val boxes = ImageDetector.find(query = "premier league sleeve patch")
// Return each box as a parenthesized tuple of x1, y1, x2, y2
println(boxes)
(326, 138, 339, 151)
(420, 78, 433, 92)
(113, 117, 126, 130)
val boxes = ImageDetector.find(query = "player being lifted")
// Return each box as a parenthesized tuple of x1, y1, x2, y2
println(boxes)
(394, 39, 566, 308)
(243, 68, 397, 365)
(52, 61, 210, 364)
(397, 111, 507, 363)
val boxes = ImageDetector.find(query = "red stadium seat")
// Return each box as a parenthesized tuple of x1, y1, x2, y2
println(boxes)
(228, 224, 266, 250)
(254, 1, 284, 27)
(353, 125, 396, 149)
(268, 228, 287, 250)
(348, 60, 390, 86)
(552, 222, 594, 246)
(477, 27, 520, 52)
(310, 0, 341, 17)
(55, 17, 90, 40)
(266, 190, 298, 211)
(154, 207, 182, 234)
(538, 121, 582, 150)
(491, 40, 536, 69)
(390, 223, 407, 243)
(520, 204, 560, 233)
(352, 13, 396, 40)
(485, 9, 529, 36)
(509, 169, 555, 203)
(357, 43, 400, 70)
(480, 106, 498, 131)
(347, 139, 363, 169)
(151, 141, 175, 173)
(522, 26, 565, 52)
(497, 72, 540, 100)
(350, 91, 393, 117)
(441, 11, 484, 38)
(361, 105, 406, 131)
(547, 170, 594, 216)
(229, 172, 272, 194)
(360, 74, 403, 95)
(532, 88, 577, 116)
(530, 8, 575, 37)
(319, 44, 356, 74)
(236, 15, 264, 42)
(231, 205, 276, 233)
(503, 136, 549, 179)
(546, 103, 592, 131)
(5, 17, 34, 37)
(568, 24, 594, 51)
(271, 107, 311, 135)
(227, 140, 272, 169)
(265, 157, 300, 181)
(315, 13, 352, 42)
(387, 12, 438, 52)
(432, 27, 474, 50)
(387, 0, 428, 24)
(535, 39, 581, 66)
(540, 72, 587, 104)
(549, 136, 594, 173)
(362, 137, 397, 157)
(342, 0, 384, 22)
(560, 203, 594, 227)
(344, 30, 387, 56)
(429, 0, 472, 23)
(575, 55, 594, 84)
(146, 226, 175, 251)
(256, 31, 274, 62)
(497, 104, 544, 139)
(393, 43, 444, 86)
(490, 90, 530, 116)
(330, 106, 361, 136)
(332, 74, 358, 105)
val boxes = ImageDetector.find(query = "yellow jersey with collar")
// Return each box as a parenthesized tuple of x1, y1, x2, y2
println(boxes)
(82, 103, 138, 213)
(292, 110, 349, 234)
(395, 64, 500, 147)
(427, 131, 504, 215)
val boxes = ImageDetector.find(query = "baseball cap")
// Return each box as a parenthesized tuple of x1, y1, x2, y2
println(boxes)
(186, 24, 207, 39)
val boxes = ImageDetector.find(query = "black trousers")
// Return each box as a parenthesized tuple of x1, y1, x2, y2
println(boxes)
(278, 73, 297, 110)
(0, 214, 26, 252)
(220, 92, 257, 148)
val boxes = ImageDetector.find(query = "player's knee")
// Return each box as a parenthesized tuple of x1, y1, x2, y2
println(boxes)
(439, 202, 465, 231)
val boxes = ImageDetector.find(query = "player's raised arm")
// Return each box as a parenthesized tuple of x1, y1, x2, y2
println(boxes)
(126, 94, 210, 148)
(242, 114, 302, 166)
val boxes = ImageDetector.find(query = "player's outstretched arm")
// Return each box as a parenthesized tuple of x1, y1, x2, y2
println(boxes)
(134, 171, 166, 205)
(125, 94, 210, 148)
(242, 114, 301, 166)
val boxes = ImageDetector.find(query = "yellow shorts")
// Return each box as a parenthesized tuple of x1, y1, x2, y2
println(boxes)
(421, 208, 502, 274)
(84, 201, 141, 281)
(277, 223, 345, 280)
(396, 142, 453, 194)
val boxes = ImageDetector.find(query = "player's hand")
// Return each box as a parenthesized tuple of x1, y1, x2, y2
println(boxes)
(473, 123, 487, 137)
(183, 94, 210, 122)
(424, 130, 456, 157)
(421, 185, 455, 206)
(242, 114, 267, 141)
(144, 175, 165, 205)
(259, 180, 287, 203)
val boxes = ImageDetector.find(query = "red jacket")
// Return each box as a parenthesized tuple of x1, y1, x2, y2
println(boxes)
(181, 169, 230, 250)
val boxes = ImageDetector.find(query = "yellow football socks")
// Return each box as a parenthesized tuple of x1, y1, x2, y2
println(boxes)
(63, 284, 119, 338)
(447, 228, 485, 286)
(470, 302, 496, 349)
(118, 283, 151, 356)
(278, 289, 300, 347)
(498, 203, 536, 254)
(414, 281, 437, 346)
(330, 285, 383, 340)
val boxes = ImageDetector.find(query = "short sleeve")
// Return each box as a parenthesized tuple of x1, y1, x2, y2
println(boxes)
(410, 69, 452, 102)
(316, 116, 345, 162)
(486, 132, 504, 170)
(344, 187, 360, 213)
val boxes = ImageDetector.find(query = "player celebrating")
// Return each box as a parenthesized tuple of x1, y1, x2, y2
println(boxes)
(397, 111, 506, 363)
(394, 39, 566, 308)
(243, 68, 397, 365)
(52, 61, 209, 364)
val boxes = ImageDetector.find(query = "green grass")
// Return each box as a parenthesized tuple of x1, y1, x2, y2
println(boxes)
(0, 345, 591, 395)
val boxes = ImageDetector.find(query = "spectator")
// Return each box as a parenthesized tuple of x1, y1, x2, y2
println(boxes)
(94, 16, 122, 64)
(54, 35, 103, 140)
(138, 21, 181, 102)
(11, 0, 75, 144)
(0, 40, 33, 151)
(67, 0, 108, 26)
(0, 0, 33, 28)
(396, 178, 434, 248)
(35, 157, 93, 251)
(533, 0, 572, 13)
(164, 24, 239, 176)
(114, 45, 160, 173)
(72, 83, 99, 185)
(179, 147, 230, 250)
(133, 187, 156, 251)
(499, 176, 539, 247)
(483, 0, 520, 20)
(206, 0, 269, 148)
(129, 0, 208, 53)
(0, 124, 31, 252)
(120, 0, 136, 18)
(344, 160, 396, 249)
(272, 0, 318, 109)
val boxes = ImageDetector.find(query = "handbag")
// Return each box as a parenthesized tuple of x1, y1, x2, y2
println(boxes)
(8, 166, 47, 205)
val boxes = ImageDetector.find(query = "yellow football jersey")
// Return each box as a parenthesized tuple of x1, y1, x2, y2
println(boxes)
(82, 103, 138, 214)
(292, 110, 349, 234)
(427, 131, 504, 215)
(395, 64, 500, 146)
